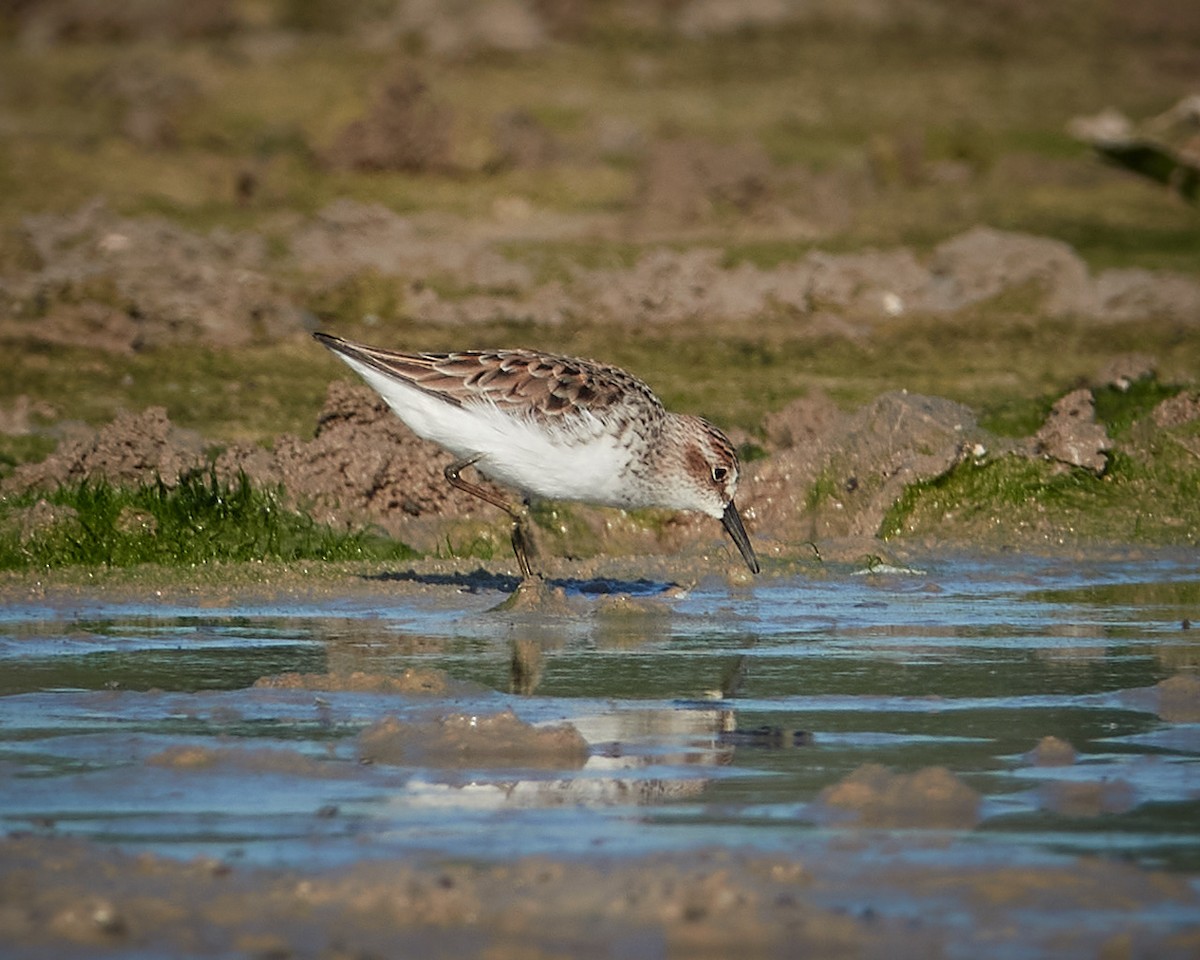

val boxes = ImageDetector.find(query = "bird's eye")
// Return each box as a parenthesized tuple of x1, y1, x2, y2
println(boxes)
(711, 465, 728, 483)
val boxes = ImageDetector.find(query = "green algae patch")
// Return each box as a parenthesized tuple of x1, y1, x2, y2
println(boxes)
(881, 448, 1200, 546)
(0, 471, 417, 571)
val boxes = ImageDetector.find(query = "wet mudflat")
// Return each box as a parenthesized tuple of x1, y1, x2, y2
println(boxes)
(1, 551, 1198, 958)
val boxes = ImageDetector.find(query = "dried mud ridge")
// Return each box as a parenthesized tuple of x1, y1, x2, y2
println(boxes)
(5, 201, 1200, 354)
(4, 363, 1198, 560)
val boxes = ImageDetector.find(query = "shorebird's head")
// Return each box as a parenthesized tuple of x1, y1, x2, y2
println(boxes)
(671, 416, 760, 574)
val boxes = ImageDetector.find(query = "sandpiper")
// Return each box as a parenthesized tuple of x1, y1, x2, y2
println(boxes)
(314, 332, 759, 578)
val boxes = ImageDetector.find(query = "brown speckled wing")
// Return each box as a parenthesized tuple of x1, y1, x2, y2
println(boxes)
(314, 333, 661, 426)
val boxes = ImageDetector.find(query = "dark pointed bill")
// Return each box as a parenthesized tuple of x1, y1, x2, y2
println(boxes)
(721, 501, 760, 574)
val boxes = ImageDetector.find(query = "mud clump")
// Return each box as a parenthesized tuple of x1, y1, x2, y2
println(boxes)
(358, 709, 589, 768)
(1152, 390, 1200, 430)
(1153, 673, 1200, 724)
(1026, 736, 1078, 767)
(2, 407, 206, 495)
(760, 390, 846, 452)
(1033, 388, 1112, 475)
(747, 390, 984, 542)
(2, 498, 80, 544)
(1097, 354, 1157, 391)
(389, 0, 548, 57)
(926, 226, 1089, 312)
(215, 381, 494, 538)
(810, 763, 982, 829)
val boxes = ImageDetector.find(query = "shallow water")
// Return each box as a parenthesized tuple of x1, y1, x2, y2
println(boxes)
(2, 552, 1198, 878)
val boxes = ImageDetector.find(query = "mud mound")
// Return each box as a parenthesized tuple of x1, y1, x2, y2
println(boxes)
(215, 381, 495, 532)
(358, 709, 589, 768)
(4, 200, 302, 352)
(1153, 674, 1200, 724)
(1026, 736, 1078, 767)
(1152, 390, 1200, 429)
(745, 390, 985, 542)
(2, 499, 80, 544)
(760, 390, 846, 451)
(0, 383, 497, 543)
(925, 227, 1090, 312)
(322, 68, 454, 174)
(1, 407, 206, 495)
(575, 248, 778, 326)
(810, 763, 982, 829)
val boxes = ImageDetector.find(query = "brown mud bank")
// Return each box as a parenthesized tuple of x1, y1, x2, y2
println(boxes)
(3, 833, 1196, 960)
(3, 361, 1198, 567)
(8, 199, 1200, 354)
(4, 198, 1199, 564)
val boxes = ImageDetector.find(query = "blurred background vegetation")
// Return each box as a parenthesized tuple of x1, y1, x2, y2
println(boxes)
(0, 0, 1196, 453)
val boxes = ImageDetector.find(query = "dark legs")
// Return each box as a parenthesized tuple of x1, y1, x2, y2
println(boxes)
(444, 455, 536, 579)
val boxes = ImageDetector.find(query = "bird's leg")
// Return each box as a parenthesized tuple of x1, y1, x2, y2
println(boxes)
(444, 455, 537, 579)
(508, 510, 537, 581)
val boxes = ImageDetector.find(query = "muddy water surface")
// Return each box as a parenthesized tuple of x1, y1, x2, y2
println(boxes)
(1, 552, 1198, 956)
